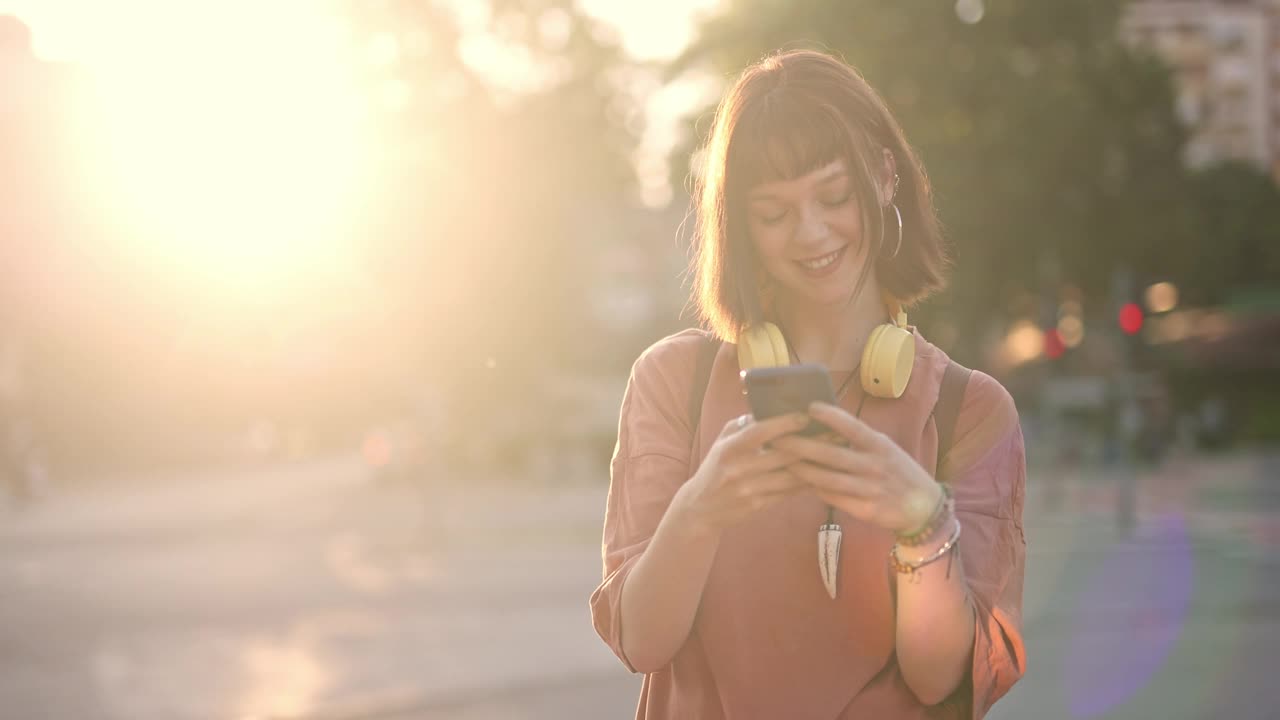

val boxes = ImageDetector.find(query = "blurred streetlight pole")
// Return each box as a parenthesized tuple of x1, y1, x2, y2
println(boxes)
(1111, 266, 1138, 537)
(1038, 249, 1063, 512)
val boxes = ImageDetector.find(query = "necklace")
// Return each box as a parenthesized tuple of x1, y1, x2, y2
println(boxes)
(830, 368, 860, 404)
(787, 348, 861, 402)
(789, 346, 866, 600)
(816, 393, 867, 599)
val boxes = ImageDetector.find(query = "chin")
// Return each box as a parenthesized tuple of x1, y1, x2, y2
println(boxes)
(784, 270, 866, 308)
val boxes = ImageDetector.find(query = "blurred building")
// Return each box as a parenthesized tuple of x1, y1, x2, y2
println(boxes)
(1120, 0, 1280, 179)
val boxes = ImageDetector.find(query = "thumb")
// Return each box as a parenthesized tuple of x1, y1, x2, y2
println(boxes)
(720, 413, 752, 438)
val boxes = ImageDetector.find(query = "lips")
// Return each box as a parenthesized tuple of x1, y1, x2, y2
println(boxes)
(795, 245, 847, 278)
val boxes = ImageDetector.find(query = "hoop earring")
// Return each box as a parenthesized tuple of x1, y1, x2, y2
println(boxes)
(882, 204, 903, 260)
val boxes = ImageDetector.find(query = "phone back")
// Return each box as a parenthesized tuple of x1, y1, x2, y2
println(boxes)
(742, 364, 836, 436)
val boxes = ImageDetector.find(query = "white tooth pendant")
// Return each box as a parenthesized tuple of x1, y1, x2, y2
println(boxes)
(818, 521, 843, 600)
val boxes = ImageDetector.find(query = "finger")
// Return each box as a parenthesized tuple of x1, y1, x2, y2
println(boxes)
(814, 490, 875, 521)
(729, 412, 809, 452)
(729, 449, 801, 478)
(808, 402, 885, 449)
(749, 485, 807, 512)
(739, 472, 808, 505)
(789, 461, 878, 497)
(743, 469, 807, 496)
(770, 435, 877, 475)
(720, 413, 753, 438)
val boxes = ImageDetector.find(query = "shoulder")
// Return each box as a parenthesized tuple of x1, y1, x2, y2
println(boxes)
(628, 328, 716, 393)
(959, 370, 1020, 441)
(912, 331, 1023, 476)
(945, 366, 1025, 486)
(618, 328, 716, 457)
(911, 330, 1019, 441)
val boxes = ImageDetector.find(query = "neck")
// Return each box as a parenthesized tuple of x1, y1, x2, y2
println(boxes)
(775, 280, 891, 372)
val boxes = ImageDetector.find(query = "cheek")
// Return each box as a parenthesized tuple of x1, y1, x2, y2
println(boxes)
(831, 204, 865, 243)
(748, 224, 789, 264)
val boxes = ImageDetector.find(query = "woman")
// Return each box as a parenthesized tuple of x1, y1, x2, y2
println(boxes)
(590, 49, 1026, 719)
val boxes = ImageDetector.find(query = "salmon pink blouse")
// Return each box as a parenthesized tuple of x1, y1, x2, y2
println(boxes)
(591, 328, 1027, 719)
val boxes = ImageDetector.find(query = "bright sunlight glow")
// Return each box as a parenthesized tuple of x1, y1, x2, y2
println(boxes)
(12, 0, 371, 302)
(5, 0, 722, 302)
(94, 3, 367, 299)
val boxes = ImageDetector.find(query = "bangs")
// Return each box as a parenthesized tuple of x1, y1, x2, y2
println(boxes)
(726, 90, 856, 192)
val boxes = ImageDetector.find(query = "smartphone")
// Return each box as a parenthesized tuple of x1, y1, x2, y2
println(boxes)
(742, 364, 836, 437)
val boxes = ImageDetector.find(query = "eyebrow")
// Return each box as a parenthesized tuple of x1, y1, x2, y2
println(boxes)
(748, 166, 848, 201)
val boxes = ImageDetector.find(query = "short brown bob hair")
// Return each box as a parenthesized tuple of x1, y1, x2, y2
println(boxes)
(692, 49, 949, 340)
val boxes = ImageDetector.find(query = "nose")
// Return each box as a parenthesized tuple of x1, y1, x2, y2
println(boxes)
(795, 204, 829, 247)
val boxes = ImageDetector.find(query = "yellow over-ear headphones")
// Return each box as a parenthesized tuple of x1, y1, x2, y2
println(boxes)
(736, 294, 916, 399)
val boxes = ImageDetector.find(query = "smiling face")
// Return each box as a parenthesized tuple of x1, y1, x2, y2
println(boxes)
(746, 158, 872, 310)
(693, 50, 949, 342)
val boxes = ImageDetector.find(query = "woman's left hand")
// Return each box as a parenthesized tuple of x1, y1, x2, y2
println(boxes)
(770, 402, 942, 535)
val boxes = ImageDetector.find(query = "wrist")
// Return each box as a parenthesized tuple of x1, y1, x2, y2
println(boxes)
(666, 486, 721, 543)
(890, 515, 962, 576)
(897, 482, 952, 545)
(900, 513, 957, 555)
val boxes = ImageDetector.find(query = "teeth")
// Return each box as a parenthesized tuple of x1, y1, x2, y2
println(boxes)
(801, 249, 841, 269)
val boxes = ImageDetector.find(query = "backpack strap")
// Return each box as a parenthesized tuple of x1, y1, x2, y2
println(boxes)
(687, 331, 722, 451)
(933, 360, 972, 477)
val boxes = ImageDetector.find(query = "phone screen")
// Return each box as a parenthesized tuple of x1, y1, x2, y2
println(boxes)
(742, 364, 837, 437)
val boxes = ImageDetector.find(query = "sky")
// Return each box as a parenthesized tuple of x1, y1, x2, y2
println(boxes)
(1, 0, 721, 64)
(1, 0, 724, 209)
(0, 0, 731, 320)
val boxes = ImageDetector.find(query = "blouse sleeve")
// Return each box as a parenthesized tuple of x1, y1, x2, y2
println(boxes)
(589, 332, 704, 672)
(937, 371, 1028, 719)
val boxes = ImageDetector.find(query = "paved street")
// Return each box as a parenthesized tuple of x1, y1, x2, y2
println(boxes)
(1, 452, 1278, 719)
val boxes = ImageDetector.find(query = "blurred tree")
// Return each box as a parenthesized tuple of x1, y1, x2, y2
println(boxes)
(669, 0, 1223, 366)
(0, 15, 114, 469)
(2, 3, 643, 474)
(344, 0, 642, 472)
(1178, 162, 1280, 307)
(347, 0, 634, 371)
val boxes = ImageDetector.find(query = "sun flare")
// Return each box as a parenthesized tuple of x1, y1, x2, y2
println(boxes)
(51, 1, 373, 300)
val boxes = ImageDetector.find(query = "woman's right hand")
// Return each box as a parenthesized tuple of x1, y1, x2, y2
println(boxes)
(670, 411, 810, 538)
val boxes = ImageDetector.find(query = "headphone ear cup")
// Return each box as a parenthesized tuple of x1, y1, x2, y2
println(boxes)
(763, 323, 790, 366)
(737, 325, 784, 370)
(861, 324, 915, 399)
(860, 324, 887, 396)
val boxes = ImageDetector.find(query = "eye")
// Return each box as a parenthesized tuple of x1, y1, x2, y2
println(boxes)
(755, 208, 788, 226)
(820, 191, 852, 208)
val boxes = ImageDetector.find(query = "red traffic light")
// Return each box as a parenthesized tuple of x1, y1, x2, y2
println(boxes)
(1044, 328, 1066, 359)
(1118, 302, 1144, 335)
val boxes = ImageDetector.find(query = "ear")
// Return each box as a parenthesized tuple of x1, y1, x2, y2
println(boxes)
(879, 148, 898, 208)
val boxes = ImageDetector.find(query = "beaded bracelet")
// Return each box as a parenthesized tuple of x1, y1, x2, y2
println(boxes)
(897, 482, 954, 547)
(889, 517, 962, 576)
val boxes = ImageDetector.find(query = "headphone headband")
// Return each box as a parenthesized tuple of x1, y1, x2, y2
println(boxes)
(881, 291, 907, 328)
